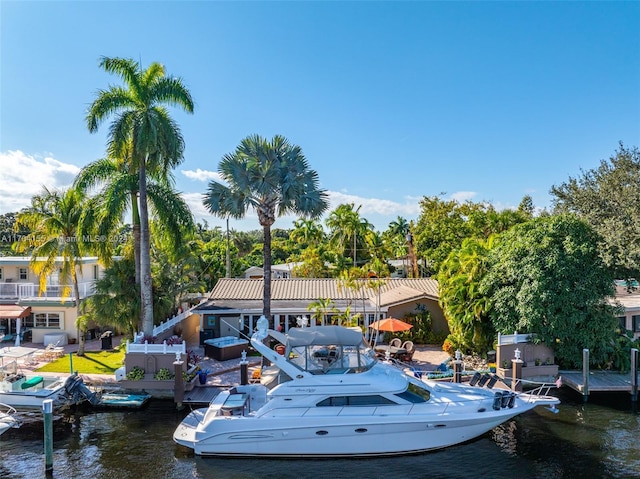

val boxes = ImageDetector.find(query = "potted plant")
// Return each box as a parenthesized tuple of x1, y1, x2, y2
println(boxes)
(198, 369, 210, 385)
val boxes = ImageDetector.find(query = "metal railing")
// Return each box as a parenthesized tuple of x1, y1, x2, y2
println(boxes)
(0, 282, 96, 300)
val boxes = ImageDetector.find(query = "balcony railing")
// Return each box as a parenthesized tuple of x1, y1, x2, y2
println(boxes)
(0, 282, 96, 301)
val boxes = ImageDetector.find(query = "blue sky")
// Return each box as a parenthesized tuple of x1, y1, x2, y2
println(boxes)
(1, 1, 639, 232)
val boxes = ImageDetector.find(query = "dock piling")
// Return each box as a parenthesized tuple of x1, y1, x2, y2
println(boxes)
(582, 348, 590, 402)
(631, 348, 638, 402)
(43, 399, 53, 476)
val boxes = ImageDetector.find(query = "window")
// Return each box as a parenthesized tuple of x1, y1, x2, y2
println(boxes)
(618, 316, 627, 331)
(0, 268, 3, 280)
(316, 395, 396, 407)
(18, 268, 28, 280)
(92, 264, 99, 280)
(633, 315, 640, 333)
(396, 383, 431, 403)
(24, 312, 62, 329)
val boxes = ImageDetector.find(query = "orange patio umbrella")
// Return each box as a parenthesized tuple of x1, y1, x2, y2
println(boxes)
(369, 317, 412, 346)
(369, 317, 413, 333)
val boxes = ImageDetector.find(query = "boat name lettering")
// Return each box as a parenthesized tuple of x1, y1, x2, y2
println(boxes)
(295, 388, 316, 393)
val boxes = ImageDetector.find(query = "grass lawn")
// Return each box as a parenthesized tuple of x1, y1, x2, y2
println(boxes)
(36, 348, 125, 375)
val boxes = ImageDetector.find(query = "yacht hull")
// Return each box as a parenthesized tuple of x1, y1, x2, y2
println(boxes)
(174, 399, 544, 457)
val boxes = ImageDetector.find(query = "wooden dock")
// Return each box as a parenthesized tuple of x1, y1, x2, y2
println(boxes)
(183, 385, 224, 405)
(560, 370, 633, 394)
(557, 348, 639, 402)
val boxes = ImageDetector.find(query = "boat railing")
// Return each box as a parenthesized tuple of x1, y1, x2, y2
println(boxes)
(516, 378, 561, 401)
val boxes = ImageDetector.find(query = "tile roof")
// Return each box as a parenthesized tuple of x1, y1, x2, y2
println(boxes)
(207, 278, 439, 302)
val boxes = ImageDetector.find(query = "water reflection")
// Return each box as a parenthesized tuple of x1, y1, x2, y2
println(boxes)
(1, 392, 639, 479)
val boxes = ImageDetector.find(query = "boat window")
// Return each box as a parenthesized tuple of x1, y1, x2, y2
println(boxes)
(316, 395, 397, 407)
(396, 383, 431, 403)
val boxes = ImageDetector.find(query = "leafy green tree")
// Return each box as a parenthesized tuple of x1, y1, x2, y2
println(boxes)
(81, 257, 140, 338)
(86, 56, 194, 337)
(413, 196, 530, 275)
(438, 236, 495, 355)
(326, 203, 373, 270)
(1, 212, 29, 256)
(482, 214, 620, 368)
(193, 228, 242, 289)
(291, 246, 328, 278)
(14, 188, 90, 355)
(551, 143, 640, 279)
(203, 134, 328, 325)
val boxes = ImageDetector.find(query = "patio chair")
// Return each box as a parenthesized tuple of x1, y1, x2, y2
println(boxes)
(400, 340, 415, 362)
(389, 338, 402, 348)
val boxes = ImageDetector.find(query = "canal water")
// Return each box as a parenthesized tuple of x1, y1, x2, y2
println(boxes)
(1, 389, 638, 479)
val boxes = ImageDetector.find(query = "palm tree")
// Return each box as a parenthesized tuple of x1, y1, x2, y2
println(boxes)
(203, 134, 329, 325)
(14, 188, 90, 355)
(290, 219, 325, 247)
(74, 153, 195, 288)
(307, 298, 334, 327)
(86, 56, 194, 336)
(326, 203, 372, 269)
(80, 256, 141, 339)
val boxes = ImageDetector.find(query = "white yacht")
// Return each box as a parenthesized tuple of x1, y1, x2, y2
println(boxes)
(174, 323, 560, 457)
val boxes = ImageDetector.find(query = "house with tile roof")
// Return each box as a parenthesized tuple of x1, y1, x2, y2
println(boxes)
(192, 277, 447, 343)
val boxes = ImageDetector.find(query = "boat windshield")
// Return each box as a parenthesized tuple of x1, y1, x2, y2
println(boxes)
(395, 382, 431, 403)
(287, 343, 377, 375)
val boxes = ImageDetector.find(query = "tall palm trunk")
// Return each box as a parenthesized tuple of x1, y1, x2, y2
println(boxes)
(131, 192, 141, 285)
(262, 224, 272, 328)
(74, 274, 86, 356)
(139, 158, 154, 336)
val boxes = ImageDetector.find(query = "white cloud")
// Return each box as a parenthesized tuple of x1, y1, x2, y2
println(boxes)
(327, 191, 420, 217)
(450, 191, 477, 203)
(181, 168, 222, 182)
(0, 150, 80, 213)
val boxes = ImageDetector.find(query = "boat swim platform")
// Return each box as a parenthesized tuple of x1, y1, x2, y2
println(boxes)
(559, 370, 637, 398)
(183, 385, 225, 406)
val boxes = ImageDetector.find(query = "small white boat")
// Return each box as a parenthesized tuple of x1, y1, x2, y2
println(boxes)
(0, 349, 69, 410)
(174, 323, 560, 457)
(0, 370, 69, 410)
(0, 402, 21, 435)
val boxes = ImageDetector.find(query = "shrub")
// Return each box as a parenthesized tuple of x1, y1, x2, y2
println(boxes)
(126, 366, 145, 380)
(154, 368, 174, 380)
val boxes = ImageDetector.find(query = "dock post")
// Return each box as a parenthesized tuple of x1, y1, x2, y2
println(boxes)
(453, 350, 463, 383)
(511, 348, 523, 392)
(43, 398, 53, 476)
(631, 348, 638, 402)
(240, 350, 248, 385)
(173, 352, 184, 410)
(582, 348, 590, 403)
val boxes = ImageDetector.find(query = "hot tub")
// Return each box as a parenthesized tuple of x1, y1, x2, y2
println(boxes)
(204, 336, 249, 361)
